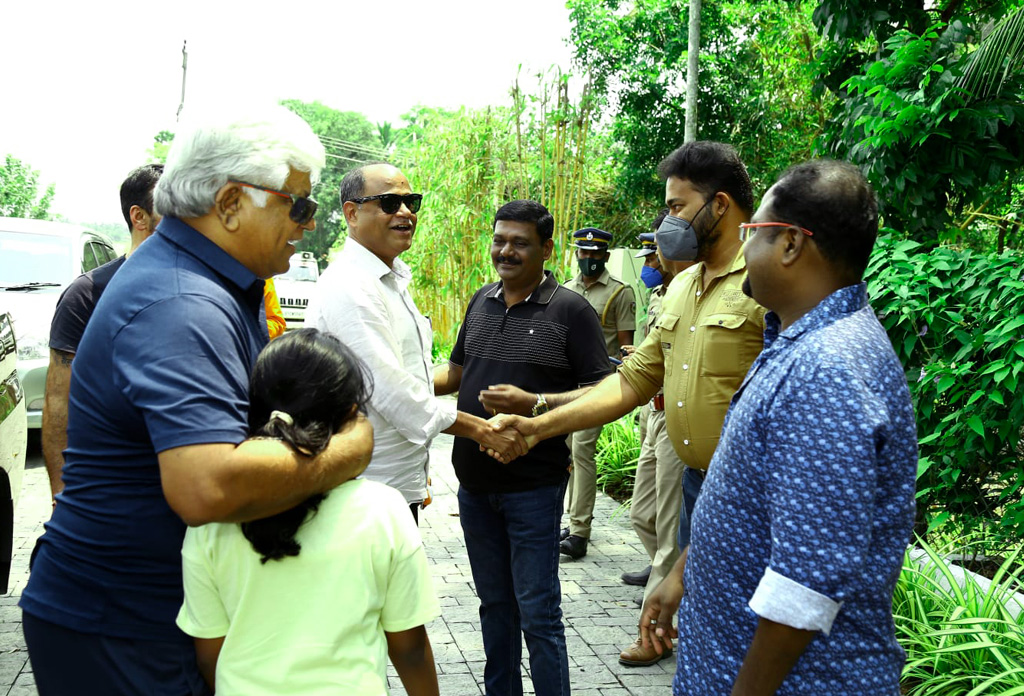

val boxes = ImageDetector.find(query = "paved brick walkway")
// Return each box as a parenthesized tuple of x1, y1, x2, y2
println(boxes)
(3, 434, 674, 695)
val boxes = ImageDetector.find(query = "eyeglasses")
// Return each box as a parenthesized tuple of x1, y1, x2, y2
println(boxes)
(738, 222, 815, 242)
(230, 180, 318, 225)
(348, 193, 423, 214)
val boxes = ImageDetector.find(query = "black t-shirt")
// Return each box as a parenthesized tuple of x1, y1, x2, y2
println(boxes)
(49, 255, 127, 353)
(450, 271, 612, 493)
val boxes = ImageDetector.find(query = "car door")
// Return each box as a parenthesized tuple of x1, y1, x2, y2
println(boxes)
(0, 312, 27, 593)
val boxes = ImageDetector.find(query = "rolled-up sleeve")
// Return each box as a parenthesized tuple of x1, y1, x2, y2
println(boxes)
(619, 327, 665, 402)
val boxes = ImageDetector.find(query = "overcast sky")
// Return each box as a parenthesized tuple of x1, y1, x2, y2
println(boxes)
(0, 0, 574, 224)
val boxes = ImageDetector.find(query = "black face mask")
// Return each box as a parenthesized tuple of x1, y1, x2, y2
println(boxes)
(656, 198, 724, 262)
(578, 257, 606, 277)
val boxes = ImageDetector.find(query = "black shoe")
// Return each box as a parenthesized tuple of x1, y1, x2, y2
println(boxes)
(560, 534, 587, 559)
(633, 596, 643, 607)
(621, 565, 652, 587)
(559, 527, 570, 541)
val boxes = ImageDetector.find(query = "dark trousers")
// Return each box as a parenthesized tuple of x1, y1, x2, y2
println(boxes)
(676, 467, 706, 550)
(23, 612, 211, 696)
(458, 482, 571, 696)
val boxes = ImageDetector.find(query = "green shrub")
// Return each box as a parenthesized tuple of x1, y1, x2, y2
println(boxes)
(595, 411, 642, 502)
(895, 539, 1024, 694)
(866, 232, 1024, 545)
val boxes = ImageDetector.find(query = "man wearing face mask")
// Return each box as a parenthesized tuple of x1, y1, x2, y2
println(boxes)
(487, 141, 767, 649)
(560, 227, 636, 559)
(618, 213, 697, 666)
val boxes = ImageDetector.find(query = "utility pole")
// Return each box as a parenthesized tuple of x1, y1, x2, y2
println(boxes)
(684, 0, 701, 143)
(176, 41, 188, 123)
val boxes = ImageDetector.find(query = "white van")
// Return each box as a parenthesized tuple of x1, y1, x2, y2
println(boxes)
(274, 252, 319, 330)
(0, 217, 116, 428)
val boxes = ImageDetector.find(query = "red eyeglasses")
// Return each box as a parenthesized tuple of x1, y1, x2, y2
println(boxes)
(230, 180, 318, 225)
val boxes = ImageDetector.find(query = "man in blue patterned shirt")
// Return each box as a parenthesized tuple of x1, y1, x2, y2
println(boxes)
(641, 159, 917, 695)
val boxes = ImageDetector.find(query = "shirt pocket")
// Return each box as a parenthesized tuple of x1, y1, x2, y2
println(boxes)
(699, 313, 749, 377)
(657, 312, 679, 375)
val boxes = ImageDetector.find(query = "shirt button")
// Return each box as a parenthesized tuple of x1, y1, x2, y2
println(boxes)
(683, 439, 690, 445)
(696, 290, 702, 296)
(690, 326, 696, 332)
(677, 401, 683, 408)
(682, 364, 688, 370)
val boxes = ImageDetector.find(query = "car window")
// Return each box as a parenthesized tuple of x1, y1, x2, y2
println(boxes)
(0, 231, 74, 286)
(81, 242, 100, 273)
(91, 241, 117, 266)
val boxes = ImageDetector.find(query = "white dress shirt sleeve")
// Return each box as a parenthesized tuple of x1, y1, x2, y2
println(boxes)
(311, 269, 457, 448)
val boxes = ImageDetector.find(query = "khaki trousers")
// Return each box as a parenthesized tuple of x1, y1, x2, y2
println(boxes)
(629, 407, 685, 605)
(565, 425, 603, 538)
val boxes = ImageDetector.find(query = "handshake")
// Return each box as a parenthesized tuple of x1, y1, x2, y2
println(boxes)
(473, 384, 545, 464)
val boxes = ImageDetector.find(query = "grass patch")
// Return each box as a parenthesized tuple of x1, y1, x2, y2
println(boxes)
(595, 410, 642, 503)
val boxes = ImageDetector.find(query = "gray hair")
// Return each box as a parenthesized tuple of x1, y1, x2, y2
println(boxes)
(154, 105, 326, 218)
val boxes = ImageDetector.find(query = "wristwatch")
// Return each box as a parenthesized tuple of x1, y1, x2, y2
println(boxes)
(531, 393, 549, 417)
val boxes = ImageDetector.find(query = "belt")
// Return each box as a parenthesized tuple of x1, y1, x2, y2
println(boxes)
(651, 394, 665, 411)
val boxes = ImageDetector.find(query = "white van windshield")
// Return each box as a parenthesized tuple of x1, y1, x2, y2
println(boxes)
(0, 231, 73, 287)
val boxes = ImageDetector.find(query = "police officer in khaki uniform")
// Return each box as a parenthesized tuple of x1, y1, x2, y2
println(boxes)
(619, 224, 697, 666)
(560, 227, 636, 559)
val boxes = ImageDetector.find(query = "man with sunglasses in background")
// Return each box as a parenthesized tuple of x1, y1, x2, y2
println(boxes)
(307, 163, 527, 523)
(21, 105, 374, 696)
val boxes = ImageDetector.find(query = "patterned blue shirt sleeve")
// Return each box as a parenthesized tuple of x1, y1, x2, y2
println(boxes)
(754, 354, 890, 629)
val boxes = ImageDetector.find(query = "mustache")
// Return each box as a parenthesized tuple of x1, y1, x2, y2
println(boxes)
(495, 256, 521, 265)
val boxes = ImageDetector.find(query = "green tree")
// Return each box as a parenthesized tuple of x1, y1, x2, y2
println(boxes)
(279, 100, 388, 268)
(814, 3, 1024, 246)
(568, 0, 831, 202)
(147, 130, 175, 164)
(0, 154, 55, 219)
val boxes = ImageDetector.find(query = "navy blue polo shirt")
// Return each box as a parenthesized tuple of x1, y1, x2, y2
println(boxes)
(450, 271, 611, 493)
(21, 216, 267, 642)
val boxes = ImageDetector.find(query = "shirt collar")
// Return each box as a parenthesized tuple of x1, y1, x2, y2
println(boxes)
(342, 237, 412, 283)
(486, 270, 560, 305)
(575, 267, 612, 286)
(765, 282, 869, 348)
(696, 244, 748, 281)
(156, 217, 262, 294)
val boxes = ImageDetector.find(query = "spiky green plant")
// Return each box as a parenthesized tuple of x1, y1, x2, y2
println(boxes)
(895, 538, 1024, 694)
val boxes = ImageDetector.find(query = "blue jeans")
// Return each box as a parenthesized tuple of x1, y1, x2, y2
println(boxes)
(676, 467, 705, 550)
(458, 482, 570, 696)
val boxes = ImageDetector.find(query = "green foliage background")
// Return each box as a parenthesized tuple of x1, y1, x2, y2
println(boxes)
(0, 154, 55, 220)
(866, 234, 1024, 544)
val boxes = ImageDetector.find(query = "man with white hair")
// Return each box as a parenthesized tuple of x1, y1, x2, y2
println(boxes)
(20, 106, 373, 695)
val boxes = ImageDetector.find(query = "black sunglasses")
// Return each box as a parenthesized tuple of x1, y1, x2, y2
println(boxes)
(349, 193, 423, 214)
(230, 180, 318, 225)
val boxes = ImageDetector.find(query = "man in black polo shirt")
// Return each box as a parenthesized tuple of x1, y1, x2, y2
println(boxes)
(43, 164, 163, 504)
(434, 200, 610, 696)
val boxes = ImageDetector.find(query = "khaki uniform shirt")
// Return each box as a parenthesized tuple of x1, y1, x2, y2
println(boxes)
(620, 247, 766, 470)
(642, 284, 666, 341)
(564, 269, 636, 357)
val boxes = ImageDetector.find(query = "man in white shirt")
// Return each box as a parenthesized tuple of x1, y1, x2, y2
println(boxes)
(307, 163, 524, 521)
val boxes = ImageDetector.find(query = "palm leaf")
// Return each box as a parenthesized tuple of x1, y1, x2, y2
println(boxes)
(957, 5, 1024, 101)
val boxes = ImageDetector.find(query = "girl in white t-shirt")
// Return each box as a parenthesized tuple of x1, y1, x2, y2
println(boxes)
(177, 329, 440, 696)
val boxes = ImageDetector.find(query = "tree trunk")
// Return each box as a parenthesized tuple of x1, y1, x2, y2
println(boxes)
(685, 0, 701, 143)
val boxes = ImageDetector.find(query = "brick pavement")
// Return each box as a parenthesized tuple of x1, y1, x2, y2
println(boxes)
(3, 434, 674, 695)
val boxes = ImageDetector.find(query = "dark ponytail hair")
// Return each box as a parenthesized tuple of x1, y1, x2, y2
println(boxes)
(240, 329, 372, 563)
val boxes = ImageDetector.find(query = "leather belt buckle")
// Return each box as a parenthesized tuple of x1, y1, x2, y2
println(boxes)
(652, 394, 665, 411)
